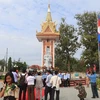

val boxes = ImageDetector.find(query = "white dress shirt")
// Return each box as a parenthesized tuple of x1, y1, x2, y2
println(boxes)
(64, 74, 68, 79)
(12, 71, 18, 82)
(50, 75, 61, 90)
(67, 73, 70, 79)
(45, 74, 52, 87)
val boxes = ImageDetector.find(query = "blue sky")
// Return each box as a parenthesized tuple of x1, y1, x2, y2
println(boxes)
(0, 0, 100, 66)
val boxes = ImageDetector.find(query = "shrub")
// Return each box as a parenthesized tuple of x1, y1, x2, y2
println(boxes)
(0, 75, 5, 80)
(97, 78, 100, 90)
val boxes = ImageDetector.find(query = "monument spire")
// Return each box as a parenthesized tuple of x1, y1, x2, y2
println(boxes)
(36, 2, 60, 68)
(46, 4, 52, 22)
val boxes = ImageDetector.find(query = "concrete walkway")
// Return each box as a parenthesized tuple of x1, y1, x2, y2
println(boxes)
(60, 86, 100, 100)
(0, 82, 99, 100)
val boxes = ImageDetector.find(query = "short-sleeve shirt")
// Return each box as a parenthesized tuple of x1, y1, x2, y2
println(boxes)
(26, 76, 35, 85)
(4, 84, 19, 99)
(12, 72, 18, 82)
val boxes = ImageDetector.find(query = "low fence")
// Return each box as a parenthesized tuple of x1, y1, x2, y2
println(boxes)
(70, 79, 86, 86)
(70, 72, 86, 86)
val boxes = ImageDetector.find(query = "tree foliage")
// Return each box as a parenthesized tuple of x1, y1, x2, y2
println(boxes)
(8, 57, 12, 71)
(55, 18, 80, 71)
(0, 59, 6, 71)
(70, 58, 86, 72)
(0, 57, 28, 72)
(75, 12, 98, 69)
(13, 61, 27, 71)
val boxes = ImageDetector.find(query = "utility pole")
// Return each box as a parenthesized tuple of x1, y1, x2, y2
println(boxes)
(48, 0, 50, 4)
(5, 48, 8, 71)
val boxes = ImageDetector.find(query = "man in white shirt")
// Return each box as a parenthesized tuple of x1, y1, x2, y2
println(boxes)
(45, 70, 52, 100)
(12, 68, 18, 84)
(50, 71, 61, 100)
(63, 72, 67, 87)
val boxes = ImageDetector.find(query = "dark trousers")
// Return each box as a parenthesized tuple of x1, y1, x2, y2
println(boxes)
(27, 85, 35, 100)
(19, 83, 27, 100)
(91, 83, 99, 98)
(64, 79, 67, 87)
(51, 87, 60, 100)
(45, 86, 52, 100)
(67, 78, 70, 87)
(60, 79, 63, 87)
(43, 78, 46, 87)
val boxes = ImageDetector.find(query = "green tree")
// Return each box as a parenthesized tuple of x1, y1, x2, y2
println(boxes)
(0, 59, 6, 71)
(13, 60, 27, 71)
(21, 62, 27, 71)
(75, 12, 98, 70)
(55, 18, 80, 72)
(70, 58, 86, 72)
(8, 57, 12, 71)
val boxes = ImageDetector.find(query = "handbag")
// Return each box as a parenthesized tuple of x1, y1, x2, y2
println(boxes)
(4, 96, 16, 100)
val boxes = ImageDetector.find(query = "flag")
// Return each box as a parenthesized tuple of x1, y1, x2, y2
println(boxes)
(93, 64, 96, 72)
(98, 14, 100, 34)
(97, 14, 100, 50)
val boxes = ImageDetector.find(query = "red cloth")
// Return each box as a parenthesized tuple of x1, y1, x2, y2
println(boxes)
(22, 88, 45, 100)
(93, 64, 96, 72)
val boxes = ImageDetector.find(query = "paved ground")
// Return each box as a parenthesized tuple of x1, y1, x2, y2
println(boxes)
(60, 87, 100, 100)
(0, 82, 99, 100)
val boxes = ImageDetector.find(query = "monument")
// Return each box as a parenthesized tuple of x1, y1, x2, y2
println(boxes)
(44, 50, 52, 70)
(36, 4, 60, 69)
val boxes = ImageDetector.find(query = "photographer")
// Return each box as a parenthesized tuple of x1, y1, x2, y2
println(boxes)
(75, 82, 87, 100)
(87, 71, 99, 98)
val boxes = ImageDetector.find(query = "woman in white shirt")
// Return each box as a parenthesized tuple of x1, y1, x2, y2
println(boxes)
(26, 71, 35, 100)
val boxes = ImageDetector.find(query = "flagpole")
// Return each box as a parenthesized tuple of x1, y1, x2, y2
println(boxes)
(5, 48, 8, 71)
(98, 29, 100, 74)
(98, 44, 100, 73)
(97, 13, 100, 74)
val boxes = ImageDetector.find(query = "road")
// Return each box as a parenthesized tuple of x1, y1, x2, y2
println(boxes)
(0, 82, 99, 100)
(60, 86, 100, 100)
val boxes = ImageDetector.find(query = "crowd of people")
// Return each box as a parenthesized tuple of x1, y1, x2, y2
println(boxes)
(0, 67, 99, 100)
(0, 68, 62, 100)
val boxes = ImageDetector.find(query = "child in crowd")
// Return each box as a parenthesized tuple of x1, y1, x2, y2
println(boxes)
(0, 72, 19, 100)
(75, 82, 87, 100)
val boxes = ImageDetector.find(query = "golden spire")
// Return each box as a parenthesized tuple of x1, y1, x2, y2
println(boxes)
(46, 4, 52, 22)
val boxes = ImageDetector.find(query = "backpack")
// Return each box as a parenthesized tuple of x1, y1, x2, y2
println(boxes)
(19, 74, 26, 86)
